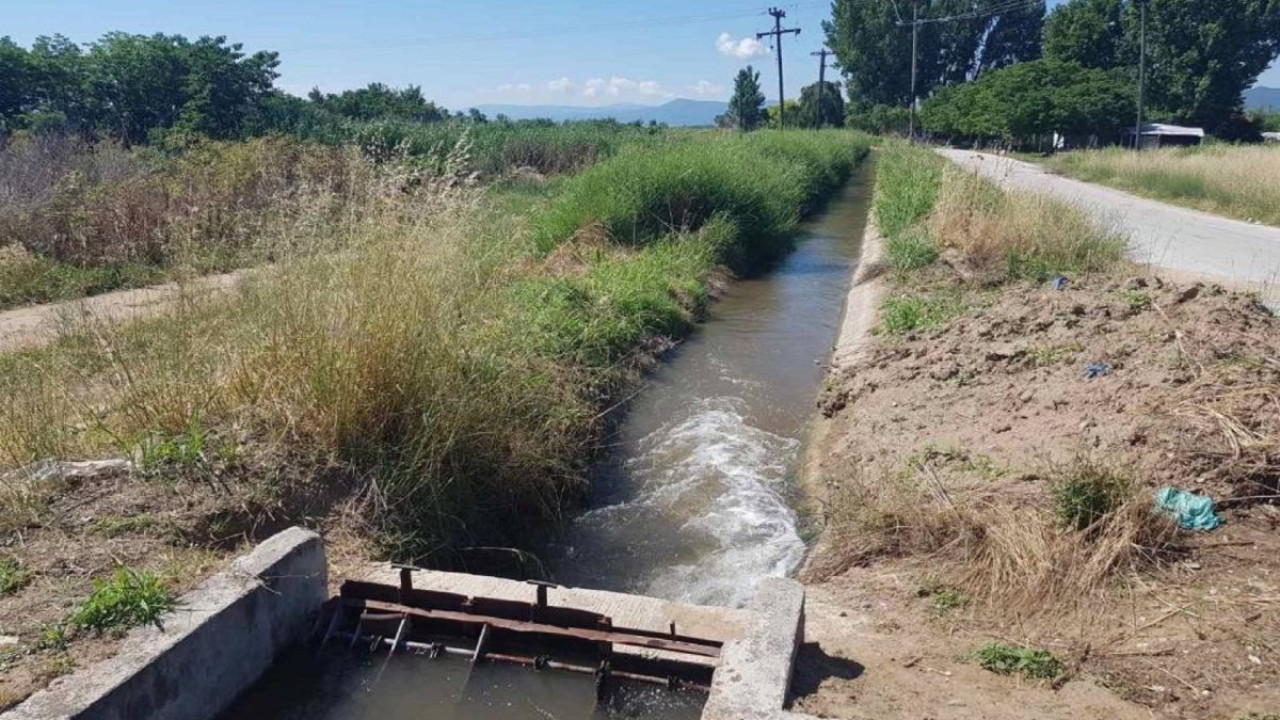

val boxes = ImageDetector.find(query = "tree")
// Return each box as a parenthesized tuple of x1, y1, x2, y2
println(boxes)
(766, 99, 802, 129)
(309, 83, 447, 123)
(798, 80, 845, 128)
(725, 66, 767, 131)
(824, 0, 1045, 108)
(0, 37, 32, 130)
(1045, 0, 1280, 133)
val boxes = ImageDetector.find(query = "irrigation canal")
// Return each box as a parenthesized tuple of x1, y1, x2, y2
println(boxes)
(218, 167, 873, 720)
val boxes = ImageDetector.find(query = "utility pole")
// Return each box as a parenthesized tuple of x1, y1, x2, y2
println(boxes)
(908, 0, 919, 142)
(757, 7, 801, 129)
(810, 48, 830, 128)
(1135, 0, 1147, 151)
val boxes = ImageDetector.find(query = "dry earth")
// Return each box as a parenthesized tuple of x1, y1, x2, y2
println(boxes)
(795, 270, 1280, 720)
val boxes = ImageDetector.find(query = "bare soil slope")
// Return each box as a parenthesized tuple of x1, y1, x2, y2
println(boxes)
(796, 272, 1280, 720)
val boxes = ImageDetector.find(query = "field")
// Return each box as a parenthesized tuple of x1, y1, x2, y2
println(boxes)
(797, 141, 1280, 720)
(0, 127, 870, 706)
(1046, 144, 1280, 227)
(0, 122, 664, 310)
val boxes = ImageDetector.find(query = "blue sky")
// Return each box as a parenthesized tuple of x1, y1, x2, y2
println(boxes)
(6, 0, 1280, 110)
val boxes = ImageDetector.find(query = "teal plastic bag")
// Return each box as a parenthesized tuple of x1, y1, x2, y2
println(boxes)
(1154, 487, 1222, 531)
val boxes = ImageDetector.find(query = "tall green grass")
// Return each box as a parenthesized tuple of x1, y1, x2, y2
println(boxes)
(872, 141, 945, 272)
(0, 130, 872, 560)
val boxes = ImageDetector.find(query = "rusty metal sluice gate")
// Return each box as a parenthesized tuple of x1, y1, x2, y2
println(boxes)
(315, 566, 722, 701)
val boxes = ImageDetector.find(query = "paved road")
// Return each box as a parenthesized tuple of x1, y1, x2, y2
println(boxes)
(940, 149, 1280, 290)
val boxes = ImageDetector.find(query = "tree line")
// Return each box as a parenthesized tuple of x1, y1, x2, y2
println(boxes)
(0, 32, 499, 147)
(720, 0, 1279, 144)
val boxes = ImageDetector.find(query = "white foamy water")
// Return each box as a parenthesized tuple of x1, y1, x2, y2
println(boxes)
(574, 397, 805, 608)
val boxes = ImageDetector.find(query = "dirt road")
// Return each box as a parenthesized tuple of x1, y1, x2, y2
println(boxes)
(940, 149, 1280, 290)
(0, 272, 239, 352)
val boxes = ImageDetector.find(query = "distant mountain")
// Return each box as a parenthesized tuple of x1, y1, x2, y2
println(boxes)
(473, 99, 728, 127)
(1245, 86, 1280, 111)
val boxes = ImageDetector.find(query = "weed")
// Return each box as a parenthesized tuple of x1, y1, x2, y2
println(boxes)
(0, 555, 31, 596)
(917, 576, 969, 614)
(1050, 461, 1131, 532)
(974, 642, 1063, 679)
(1120, 289, 1152, 310)
(137, 416, 211, 472)
(70, 568, 176, 633)
(1028, 341, 1085, 366)
(37, 623, 68, 651)
(880, 294, 960, 334)
(88, 514, 167, 539)
(885, 228, 939, 272)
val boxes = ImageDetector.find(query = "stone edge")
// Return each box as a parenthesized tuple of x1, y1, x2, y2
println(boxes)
(701, 577, 805, 720)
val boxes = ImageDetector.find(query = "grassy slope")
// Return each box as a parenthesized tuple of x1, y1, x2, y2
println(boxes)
(0, 130, 871, 560)
(1045, 144, 1280, 227)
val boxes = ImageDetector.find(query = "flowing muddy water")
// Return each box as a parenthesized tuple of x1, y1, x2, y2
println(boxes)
(219, 169, 871, 720)
(544, 173, 871, 607)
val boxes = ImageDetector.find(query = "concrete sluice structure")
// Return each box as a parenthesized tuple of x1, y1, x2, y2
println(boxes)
(0, 528, 820, 720)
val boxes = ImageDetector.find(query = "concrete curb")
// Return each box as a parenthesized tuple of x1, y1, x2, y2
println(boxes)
(702, 577, 805, 720)
(3, 527, 326, 720)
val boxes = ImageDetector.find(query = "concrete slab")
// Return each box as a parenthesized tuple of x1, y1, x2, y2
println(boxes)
(702, 577, 806, 720)
(3, 527, 326, 720)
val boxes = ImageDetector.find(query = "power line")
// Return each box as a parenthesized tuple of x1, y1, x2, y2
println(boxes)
(757, 7, 802, 129)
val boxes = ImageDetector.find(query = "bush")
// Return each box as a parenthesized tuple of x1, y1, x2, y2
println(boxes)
(0, 555, 31, 595)
(880, 294, 958, 334)
(70, 568, 175, 632)
(1050, 461, 1131, 531)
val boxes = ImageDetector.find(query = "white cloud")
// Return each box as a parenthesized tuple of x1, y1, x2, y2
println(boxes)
(607, 76, 637, 96)
(582, 77, 606, 98)
(497, 82, 533, 94)
(687, 80, 725, 97)
(547, 77, 574, 93)
(716, 32, 769, 60)
(637, 80, 667, 97)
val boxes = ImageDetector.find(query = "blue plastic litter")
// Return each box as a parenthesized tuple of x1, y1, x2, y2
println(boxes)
(1084, 362, 1110, 379)
(1154, 487, 1222, 531)
(1051, 275, 1070, 291)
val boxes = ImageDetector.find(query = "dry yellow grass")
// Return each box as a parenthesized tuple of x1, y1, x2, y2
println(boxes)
(1048, 144, 1280, 226)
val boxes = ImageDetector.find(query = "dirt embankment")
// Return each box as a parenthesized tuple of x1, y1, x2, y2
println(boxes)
(795, 262, 1280, 719)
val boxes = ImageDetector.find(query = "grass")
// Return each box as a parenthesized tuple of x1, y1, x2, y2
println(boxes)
(974, 642, 1063, 680)
(1051, 460, 1131, 531)
(0, 130, 872, 560)
(0, 555, 31, 595)
(879, 293, 961, 334)
(1047, 144, 1280, 227)
(69, 567, 176, 633)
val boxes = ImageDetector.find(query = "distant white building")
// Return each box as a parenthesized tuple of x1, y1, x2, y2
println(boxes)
(1130, 123, 1205, 149)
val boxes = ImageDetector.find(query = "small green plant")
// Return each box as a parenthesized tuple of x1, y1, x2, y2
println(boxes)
(886, 229, 939, 272)
(89, 514, 164, 538)
(1027, 341, 1085, 366)
(974, 642, 1063, 679)
(137, 416, 210, 472)
(916, 576, 969, 614)
(880, 295, 957, 334)
(37, 623, 69, 651)
(70, 568, 176, 633)
(1120, 289, 1152, 310)
(1050, 461, 1131, 531)
(0, 555, 31, 596)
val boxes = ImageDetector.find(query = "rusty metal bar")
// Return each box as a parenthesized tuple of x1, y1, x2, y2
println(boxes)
(341, 597, 720, 659)
(330, 632, 710, 692)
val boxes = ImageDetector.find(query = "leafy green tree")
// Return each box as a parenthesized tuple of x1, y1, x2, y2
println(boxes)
(309, 83, 446, 123)
(798, 80, 845, 128)
(726, 66, 767, 131)
(1043, 0, 1128, 69)
(1045, 0, 1280, 132)
(0, 37, 32, 130)
(845, 101, 911, 134)
(766, 99, 802, 129)
(920, 59, 1134, 147)
(824, 0, 1045, 107)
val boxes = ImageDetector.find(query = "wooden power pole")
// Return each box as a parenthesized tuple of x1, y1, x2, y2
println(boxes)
(757, 7, 800, 129)
(810, 48, 831, 128)
(908, 0, 919, 142)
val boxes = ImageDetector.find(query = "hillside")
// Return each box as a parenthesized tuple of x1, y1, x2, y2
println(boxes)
(1245, 85, 1280, 110)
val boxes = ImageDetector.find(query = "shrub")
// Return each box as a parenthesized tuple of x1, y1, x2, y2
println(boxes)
(1050, 461, 1131, 531)
(880, 294, 958, 334)
(70, 568, 175, 632)
(0, 555, 31, 595)
(975, 643, 1063, 679)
